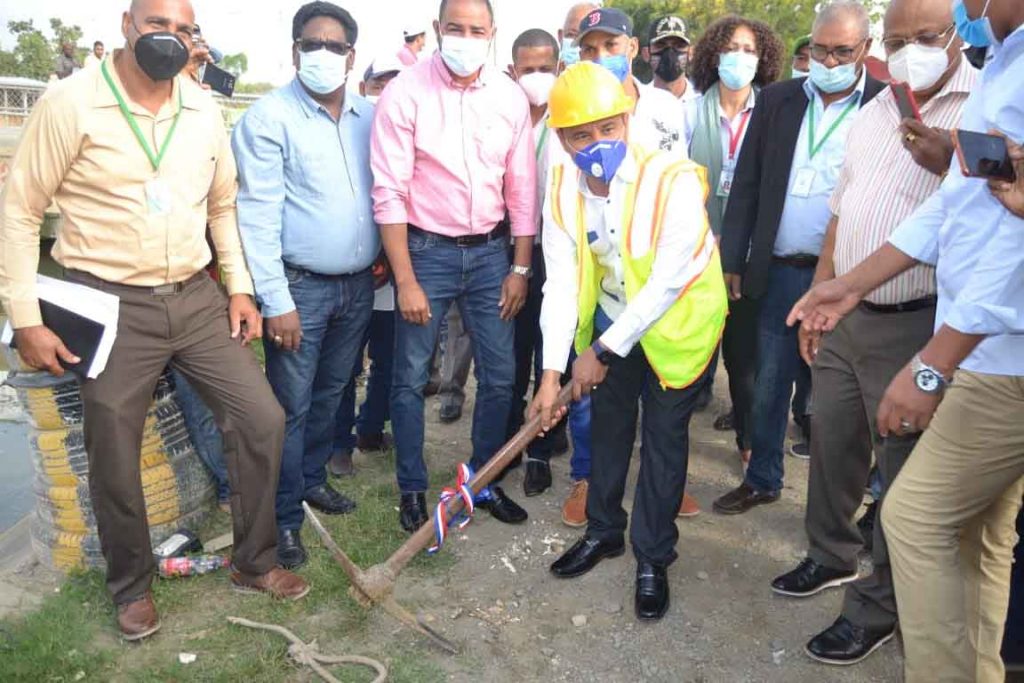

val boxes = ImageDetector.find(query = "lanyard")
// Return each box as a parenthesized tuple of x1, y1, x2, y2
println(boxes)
(807, 96, 858, 160)
(535, 126, 550, 163)
(725, 110, 752, 161)
(101, 60, 182, 171)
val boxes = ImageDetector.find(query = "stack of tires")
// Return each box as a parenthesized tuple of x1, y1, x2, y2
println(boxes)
(8, 370, 216, 570)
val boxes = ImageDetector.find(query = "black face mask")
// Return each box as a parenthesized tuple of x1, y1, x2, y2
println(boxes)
(132, 29, 189, 81)
(653, 49, 686, 83)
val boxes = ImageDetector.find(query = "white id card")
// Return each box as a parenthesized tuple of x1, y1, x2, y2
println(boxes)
(791, 168, 816, 198)
(717, 169, 735, 198)
(145, 178, 172, 216)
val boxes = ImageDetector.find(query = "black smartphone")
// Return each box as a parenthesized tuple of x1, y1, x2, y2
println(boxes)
(952, 130, 1017, 181)
(201, 62, 236, 98)
(890, 81, 921, 122)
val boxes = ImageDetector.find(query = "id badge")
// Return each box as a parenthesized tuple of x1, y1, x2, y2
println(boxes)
(145, 178, 172, 216)
(791, 168, 816, 198)
(717, 169, 735, 198)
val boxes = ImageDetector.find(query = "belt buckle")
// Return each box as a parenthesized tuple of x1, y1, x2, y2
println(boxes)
(152, 283, 179, 296)
(454, 235, 472, 248)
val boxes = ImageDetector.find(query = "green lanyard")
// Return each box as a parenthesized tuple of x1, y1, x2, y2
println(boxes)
(535, 125, 550, 163)
(101, 60, 182, 171)
(807, 96, 859, 160)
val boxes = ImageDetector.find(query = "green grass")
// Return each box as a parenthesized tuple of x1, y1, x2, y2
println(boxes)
(0, 449, 456, 682)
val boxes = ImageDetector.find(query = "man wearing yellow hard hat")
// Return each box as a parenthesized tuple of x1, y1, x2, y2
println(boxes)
(531, 62, 727, 620)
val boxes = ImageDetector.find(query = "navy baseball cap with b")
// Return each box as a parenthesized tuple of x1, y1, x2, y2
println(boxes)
(576, 7, 634, 44)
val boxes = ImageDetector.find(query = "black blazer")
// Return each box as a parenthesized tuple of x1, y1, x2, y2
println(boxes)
(720, 75, 886, 300)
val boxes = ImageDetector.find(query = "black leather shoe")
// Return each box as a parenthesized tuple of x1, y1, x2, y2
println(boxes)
(277, 529, 307, 570)
(304, 483, 357, 515)
(805, 616, 896, 666)
(635, 562, 669, 620)
(476, 486, 528, 524)
(713, 410, 735, 431)
(523, 460, 552, 497)
(550, 536, 625, 578)
(439, 403, 462, 424)
(712, 482, 780, 515)
(857, 501, 878, 553)
(771, 558, 859, 597)
(399, 493, 428, 533)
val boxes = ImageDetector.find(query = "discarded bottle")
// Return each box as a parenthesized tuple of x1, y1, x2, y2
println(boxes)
(153, 528, 203, 559)
(158, 554, 230, 578)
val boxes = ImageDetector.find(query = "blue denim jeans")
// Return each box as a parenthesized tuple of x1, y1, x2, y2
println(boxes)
(391, 230, 514, 493)
(745, 263, 815, 494)
(333, 309, 396, 451)
(170, 368, 230, 502)
(568, 395, 592, 481)
(264, 267, 374, 530)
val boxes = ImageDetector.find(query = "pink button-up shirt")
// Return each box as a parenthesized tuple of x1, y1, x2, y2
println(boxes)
(396, 44, 418, 67)
(370, 52, 537, 238)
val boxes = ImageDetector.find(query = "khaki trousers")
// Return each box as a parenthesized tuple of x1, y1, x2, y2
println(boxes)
(883, 370, 1024, 683)
(74, 272, 285, 604)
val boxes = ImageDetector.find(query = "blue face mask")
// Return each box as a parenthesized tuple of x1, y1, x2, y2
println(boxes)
(809, 59, 859, 94)
(953, 0, 997, 47)
(596, 54, 630, 82)
(718, 51, 759, 91)
(560, 38, 580, 66)
(573, 140, 628, 182)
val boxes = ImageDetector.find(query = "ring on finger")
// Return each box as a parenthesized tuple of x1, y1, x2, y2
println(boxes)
(273, 335, 284, 345)
(899, 418, 912, 433)
(905, 132, 917, 144)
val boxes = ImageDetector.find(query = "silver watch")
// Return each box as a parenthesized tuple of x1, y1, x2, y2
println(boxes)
(911, 354, 951, 395)
(510, 264, 533, 278)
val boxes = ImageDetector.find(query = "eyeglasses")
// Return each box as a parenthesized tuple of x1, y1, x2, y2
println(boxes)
(881, 24, 955, 54)
(296, 39, 352, 56)
(810, 39, 866, 64)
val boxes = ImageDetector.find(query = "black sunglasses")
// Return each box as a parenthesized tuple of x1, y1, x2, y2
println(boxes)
(296, 39, 352, 56)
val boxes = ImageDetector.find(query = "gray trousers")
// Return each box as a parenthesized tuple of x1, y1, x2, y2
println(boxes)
(805, 302, 935, 630)
(438, 303, 473, 409)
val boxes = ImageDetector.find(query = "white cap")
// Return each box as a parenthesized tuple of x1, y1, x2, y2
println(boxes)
(403, 23, 426, 38)
(364, 55, 405, 81)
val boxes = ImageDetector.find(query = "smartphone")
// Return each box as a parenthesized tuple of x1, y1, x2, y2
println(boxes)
(952, 129, 1017, 181)
(201, 62, 236, 98)
(890, 81, 922, 122)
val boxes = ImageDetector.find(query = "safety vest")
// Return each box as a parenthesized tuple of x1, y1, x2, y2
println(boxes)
(548, 145, 727, 389)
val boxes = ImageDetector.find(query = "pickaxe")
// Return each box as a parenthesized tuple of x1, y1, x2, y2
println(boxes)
(303, 384, 574, 654)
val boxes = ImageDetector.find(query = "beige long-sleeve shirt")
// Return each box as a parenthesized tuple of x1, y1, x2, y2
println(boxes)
(0, 52, 253, 329)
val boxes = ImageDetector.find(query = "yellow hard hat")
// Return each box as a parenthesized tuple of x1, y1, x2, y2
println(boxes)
(547, 61, 634, 130)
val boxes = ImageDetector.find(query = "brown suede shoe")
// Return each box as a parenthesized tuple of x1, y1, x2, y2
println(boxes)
(677, 492, 701, 518)
(117, 592, 161, 641)
(231, 567, 310, 601)
(561, 479, 589, 528)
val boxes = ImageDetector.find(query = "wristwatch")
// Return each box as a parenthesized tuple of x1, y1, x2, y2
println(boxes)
(591, 341, 617, 365)
(911, 354, 952, 395)
(510, 264, 533, 278)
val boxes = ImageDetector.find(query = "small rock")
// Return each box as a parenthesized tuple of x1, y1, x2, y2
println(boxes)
(696, 571, 709, 581)
(571, 614, 587, 627)
(541, 647, 555, 658)
(772, 649, 786, 665)
(178, 653, 198, 665)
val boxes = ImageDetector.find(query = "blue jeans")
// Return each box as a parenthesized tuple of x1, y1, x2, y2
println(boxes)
(568, 395, 592, 481)
(745, 263, 815, 494)
(170, 368, 230, 502)
(264, 267, 374, 530)
(333, 309, 396, 451)
(391, 230, 514, 493)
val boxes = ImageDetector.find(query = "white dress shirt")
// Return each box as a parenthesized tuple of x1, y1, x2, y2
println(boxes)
(631, 78, 689, 156)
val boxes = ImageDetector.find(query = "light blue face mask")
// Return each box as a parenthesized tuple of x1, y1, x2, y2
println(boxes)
(560, 37, 580, 66)
(718, 51, 759, 91)
(596, 54, 631, 83)
(809, 59, 859, 94)
(792, 68, 810, 79)
(953, 0, 998, 47)
(298, 48, 348, 94)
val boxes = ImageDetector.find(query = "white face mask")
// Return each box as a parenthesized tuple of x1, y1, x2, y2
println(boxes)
(887, 42, 952, 92)
(517, 71, 557, 106)
(298, 49, 348, 95)
(440, 35, 491, 77)
(365, 94, 380, 104)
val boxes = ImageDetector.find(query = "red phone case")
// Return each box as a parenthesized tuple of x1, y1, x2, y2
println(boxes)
(890, 81, 922, 122)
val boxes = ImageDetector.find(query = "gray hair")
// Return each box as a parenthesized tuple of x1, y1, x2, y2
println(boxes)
(813, 1, 871, 40)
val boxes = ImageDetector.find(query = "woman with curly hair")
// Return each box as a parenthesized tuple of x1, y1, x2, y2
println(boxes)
(684, 15, 784, 466)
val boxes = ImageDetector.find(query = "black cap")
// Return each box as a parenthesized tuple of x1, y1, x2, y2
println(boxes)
(576, 8, 634, 44)
(648, 16, 689, 46)
(292, 1, 359, 45)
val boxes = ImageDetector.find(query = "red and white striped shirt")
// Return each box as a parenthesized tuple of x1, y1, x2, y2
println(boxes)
(830, 58, 977, 305)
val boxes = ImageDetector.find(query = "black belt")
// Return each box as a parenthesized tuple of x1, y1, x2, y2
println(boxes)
(408, 221, 509, 247)
(282, 262, 371, 280)
(773, 254, 819, 269)
(64, 268, 207, 296)
(860, 296, 937, 314)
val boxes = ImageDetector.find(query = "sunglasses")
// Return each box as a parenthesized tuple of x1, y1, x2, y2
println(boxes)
(296, 39, 352, 56)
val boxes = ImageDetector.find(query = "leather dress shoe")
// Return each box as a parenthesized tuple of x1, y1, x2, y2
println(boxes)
(475, 486, 528, 524)
(857, 501, 878, 552)
(276, 528, 307, 570)
(712, 482, 780, 515)
(231, 567, 310, 601)
(304, 483, 357, 515)
(439, 403, 463, 424)
(805, 616, 896, 666)
(399, 492, 428, 533)
(523, 460, 552, 497)
(550, 535, 625, 578)
(635, 562, 670, 620)
(771, 558, 858, 597)
(117, 592, 161, 641)
(713, 410, 735, 431)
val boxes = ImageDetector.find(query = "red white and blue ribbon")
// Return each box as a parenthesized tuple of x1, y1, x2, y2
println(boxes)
(427, 463, 477, 554)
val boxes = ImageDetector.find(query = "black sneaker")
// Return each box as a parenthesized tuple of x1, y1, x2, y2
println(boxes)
(771, 558, 858, 597)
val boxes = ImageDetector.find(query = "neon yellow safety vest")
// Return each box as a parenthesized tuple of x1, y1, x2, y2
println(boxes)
(548, 145, 728, 390)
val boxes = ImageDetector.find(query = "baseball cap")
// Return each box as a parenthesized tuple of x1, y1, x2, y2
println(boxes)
(576, 8, 634, 44)
(648, 15, 689, 46)
(793, 34, 812, 55)
(403, 22, 426, 38)
(364, 55, 405, 82)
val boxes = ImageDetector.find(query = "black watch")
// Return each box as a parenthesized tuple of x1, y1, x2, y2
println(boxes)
(591, 341, 616, 365)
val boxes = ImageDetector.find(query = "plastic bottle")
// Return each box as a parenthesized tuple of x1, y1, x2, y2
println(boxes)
(158, 554, 230, 578)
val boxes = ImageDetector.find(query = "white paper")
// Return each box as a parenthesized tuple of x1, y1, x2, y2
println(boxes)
(1, 274, 120, 379)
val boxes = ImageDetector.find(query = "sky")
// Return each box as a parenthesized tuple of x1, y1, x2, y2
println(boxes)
(0, 0, 590, 86)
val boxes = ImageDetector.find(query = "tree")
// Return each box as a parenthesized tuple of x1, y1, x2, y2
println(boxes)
(49, 17, 84, 55)
(220, 52, 248, 78)
(4, 19, 54, 81)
